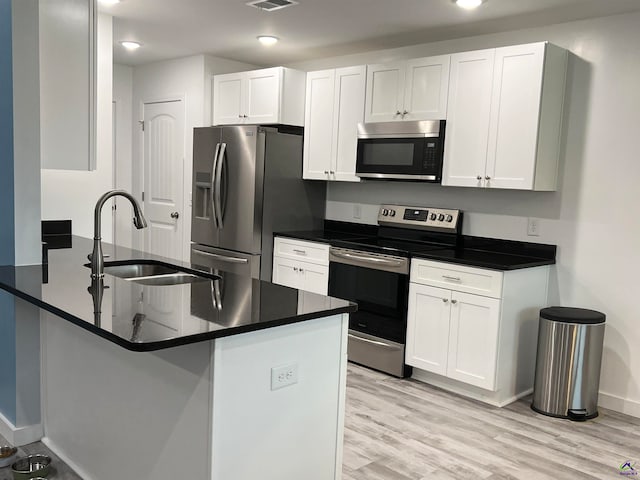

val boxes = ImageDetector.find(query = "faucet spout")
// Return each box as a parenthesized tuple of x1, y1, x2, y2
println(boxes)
(91, 190, 147, 279)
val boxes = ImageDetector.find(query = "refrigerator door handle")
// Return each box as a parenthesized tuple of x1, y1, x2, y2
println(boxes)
(211, 142, 221, 228)
(215, 143, 226, 229)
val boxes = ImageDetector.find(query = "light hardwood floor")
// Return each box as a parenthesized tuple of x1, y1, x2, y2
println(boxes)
(2, 363, 639, 479)
(343, 363, 640, 480)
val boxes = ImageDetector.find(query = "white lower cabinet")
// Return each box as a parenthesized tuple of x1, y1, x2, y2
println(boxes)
(272, 237, 329, 296)
(272, 256, 329, 296)
(407, 258, 549, 405)
(407, 284, 500, 390)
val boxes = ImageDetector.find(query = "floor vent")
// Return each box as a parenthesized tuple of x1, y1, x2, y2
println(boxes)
(246, 0, 299, 12)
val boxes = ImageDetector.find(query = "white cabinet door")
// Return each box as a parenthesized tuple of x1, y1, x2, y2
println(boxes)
(244, 67, 282, 124)
(406, 284, 452, 376)
(447, 291, 500, 391)
(301, 263, 329, 296)
(272, 256, 305, 290)
(213, 73, 244, 125)
(331, 66, 365, 182)
(303, 70, 335, 180)
(272, 256, 328, 295)
(441, 49, 495, 187)
(364, 63, 405, 123)
(485, 43, 545, 190)
(403, 55, 450, 121)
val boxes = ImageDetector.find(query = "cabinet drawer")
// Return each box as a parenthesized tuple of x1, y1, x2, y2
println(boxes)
(410, 259, 503, 298)
(274, 237, 330, 266)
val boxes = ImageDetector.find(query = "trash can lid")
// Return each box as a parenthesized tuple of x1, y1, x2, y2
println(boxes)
(540, 306, 605, 324)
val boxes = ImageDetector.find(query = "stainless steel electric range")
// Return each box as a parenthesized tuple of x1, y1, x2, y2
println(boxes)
(327, 204, 463, 378)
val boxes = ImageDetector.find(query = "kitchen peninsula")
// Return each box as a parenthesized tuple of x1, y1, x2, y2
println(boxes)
(0, 236, 355, 480)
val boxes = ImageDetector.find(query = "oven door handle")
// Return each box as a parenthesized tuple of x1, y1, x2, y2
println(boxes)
(348, 333, 399, 350)
(331, 250, 403, 267)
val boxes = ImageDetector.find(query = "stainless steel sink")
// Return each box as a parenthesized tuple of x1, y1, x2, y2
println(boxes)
(89, 261, 215, 286)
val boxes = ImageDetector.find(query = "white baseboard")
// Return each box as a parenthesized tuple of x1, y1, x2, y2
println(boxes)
(411, 369, 532, 408)
(599, 391, 640, 419)
(41, 436, 95, 480)
(0, 411, 43, 446)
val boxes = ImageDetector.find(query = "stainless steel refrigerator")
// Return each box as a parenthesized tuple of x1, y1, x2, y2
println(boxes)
(190, 125, 326, 281)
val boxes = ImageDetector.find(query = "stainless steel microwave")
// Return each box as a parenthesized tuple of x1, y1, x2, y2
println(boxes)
(355, 120, 446, 182)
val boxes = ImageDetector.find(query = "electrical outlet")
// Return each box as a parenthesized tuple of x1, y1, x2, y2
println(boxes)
(271, 363, 298, 391)
(353, 204, 362, 219)
(527, 218, 540, 236)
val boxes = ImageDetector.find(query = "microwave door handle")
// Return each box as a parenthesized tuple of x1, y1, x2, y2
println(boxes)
(211, 143, 221, 228)
(215, 143, 226, 229)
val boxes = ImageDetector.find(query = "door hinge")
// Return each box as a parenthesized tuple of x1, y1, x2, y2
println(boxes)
(139, 120, 145, 131)
(141, 192, 145, 201)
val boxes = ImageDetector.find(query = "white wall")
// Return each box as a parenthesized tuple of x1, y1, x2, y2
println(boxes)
(290, 12, 640, 417)
(130, 54, 256, 260)
(40, 13, 113, 241)
(113, 64, 133, 248)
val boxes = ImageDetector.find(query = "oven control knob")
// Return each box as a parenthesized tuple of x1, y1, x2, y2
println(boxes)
(389, 209, 396, 217)
(438, 214, 445, 221)
(446, 214, 454, 223)
(430, 213, 437, 221)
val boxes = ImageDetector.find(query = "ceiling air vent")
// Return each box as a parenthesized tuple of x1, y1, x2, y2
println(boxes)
(246, 0, 299, 11)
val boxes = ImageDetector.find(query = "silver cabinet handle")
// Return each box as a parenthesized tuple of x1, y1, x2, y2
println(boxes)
(442, 298, 449, 303)
(442, 275, 461, 281)
(395, 110, 401, 115)
(215, 143, 226, 229)
(299, 268, 304, 273)
(192, 249, 248, 264)
(324, 170, 329, 174)
(402, 110, 408, 115)
(293, 267, 298, 272)
(451, 299, 458, 304)
(243, 114, 248, 118)
(292, 249, 307, 255)
(477, 175, 482, 180)
(238, 115, 243, 118)
(485, 175, 491, 180)
(170, 211, 179, 219)
(329, 170, 335, 175)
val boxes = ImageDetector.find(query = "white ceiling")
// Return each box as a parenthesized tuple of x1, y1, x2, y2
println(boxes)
(104, 0, 640, 67)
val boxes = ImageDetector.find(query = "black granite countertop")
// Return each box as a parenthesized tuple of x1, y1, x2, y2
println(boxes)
(0, 236, 356, 352)
(275, 221, 556, 271)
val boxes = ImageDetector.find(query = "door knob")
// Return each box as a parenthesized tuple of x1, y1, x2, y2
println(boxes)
(170, 212, 180, 219)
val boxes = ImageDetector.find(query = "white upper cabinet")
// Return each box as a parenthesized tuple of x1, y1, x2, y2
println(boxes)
(212, 67, 306, 126)
(441, 49, 496, 188)
(364, 55, 450, 123)
(442, 42, 567, 191)
(303, 66, 365, 182)
(40, 0, 96, 170)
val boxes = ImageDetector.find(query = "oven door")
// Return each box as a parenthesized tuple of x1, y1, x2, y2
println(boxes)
(328, 247, 411, 377)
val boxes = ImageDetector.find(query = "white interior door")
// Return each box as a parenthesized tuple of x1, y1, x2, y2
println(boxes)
(141, 99, 186, 329)
(142, 100, 185, 261)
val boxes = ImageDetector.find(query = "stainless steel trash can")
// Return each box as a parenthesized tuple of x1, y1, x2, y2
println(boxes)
(531, 307, 606, 421)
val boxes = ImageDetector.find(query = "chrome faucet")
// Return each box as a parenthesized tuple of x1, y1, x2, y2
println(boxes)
(91, 190, 147, 279)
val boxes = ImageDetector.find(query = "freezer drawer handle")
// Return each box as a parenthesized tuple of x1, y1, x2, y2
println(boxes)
(349, 333, 399, 350)
(192, 249, 248, 264)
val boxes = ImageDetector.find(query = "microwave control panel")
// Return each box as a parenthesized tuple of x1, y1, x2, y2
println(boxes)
(378, 204, 461, 233)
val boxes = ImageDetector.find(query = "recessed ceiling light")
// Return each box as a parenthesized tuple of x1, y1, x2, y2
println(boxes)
(120, 41, 141, 51)
(455, 0, 485, 10)
(99, 0, 120, 5)
(257, 35, 279, 46)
